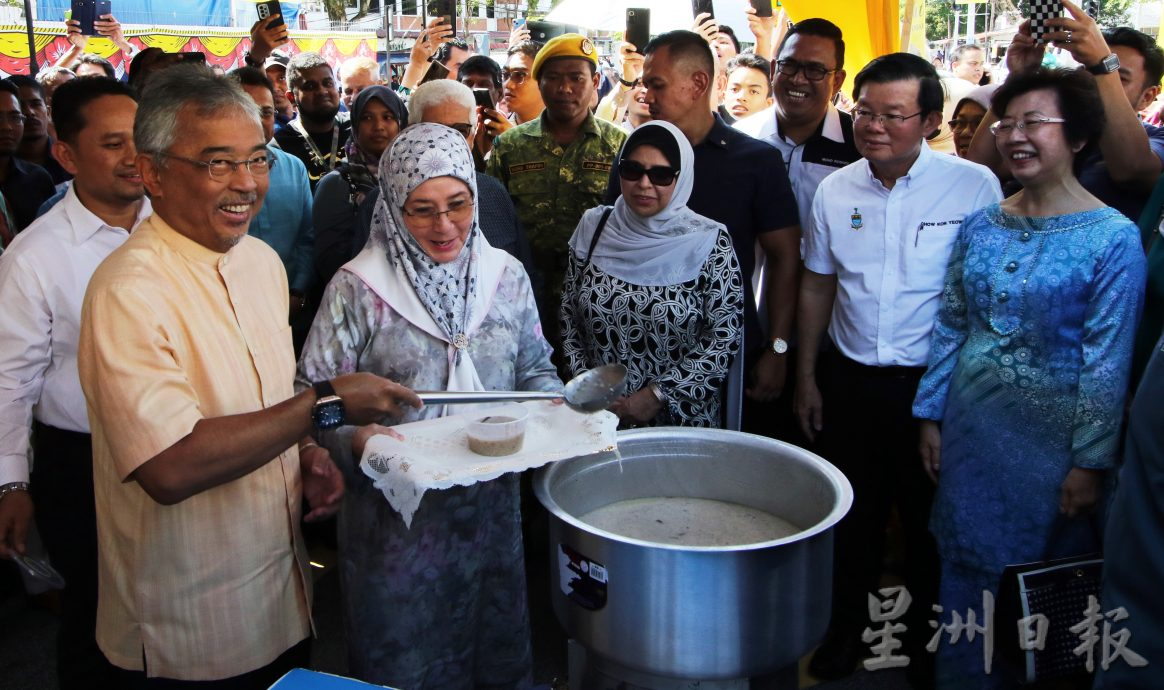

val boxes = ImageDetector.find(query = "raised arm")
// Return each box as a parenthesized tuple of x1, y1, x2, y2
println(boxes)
(400, 18, 453, 92)
(1046, 0, 1162, 189)
(80, 279, 420, 506)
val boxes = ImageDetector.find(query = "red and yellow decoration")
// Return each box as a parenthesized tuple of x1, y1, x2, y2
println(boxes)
(0, 23, 376, 76)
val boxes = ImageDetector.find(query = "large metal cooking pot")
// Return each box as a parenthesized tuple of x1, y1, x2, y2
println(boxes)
(533, 428, 853, 681)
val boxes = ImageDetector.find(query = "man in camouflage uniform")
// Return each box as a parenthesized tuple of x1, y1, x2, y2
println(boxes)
(487, 33, 626, 359)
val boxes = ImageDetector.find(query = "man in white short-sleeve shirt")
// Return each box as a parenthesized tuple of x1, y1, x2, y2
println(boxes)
(795, 53, 1002, 683)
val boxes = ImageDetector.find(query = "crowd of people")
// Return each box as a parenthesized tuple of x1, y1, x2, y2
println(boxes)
(0, 2, 1163, 689)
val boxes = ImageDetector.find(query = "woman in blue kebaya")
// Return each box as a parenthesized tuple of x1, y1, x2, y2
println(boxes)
(912, 68, 1146, 688)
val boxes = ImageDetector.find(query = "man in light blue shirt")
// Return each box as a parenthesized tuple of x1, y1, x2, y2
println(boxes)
(232, 66, 315, 352)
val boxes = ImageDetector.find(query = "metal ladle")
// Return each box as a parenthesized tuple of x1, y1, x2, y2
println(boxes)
(416, 364, 628, 413)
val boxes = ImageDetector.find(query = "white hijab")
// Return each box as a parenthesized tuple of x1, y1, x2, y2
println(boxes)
(569, 120, 722, 287)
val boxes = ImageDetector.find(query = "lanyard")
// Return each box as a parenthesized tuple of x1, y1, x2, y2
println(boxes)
(291, 117, 340, 172)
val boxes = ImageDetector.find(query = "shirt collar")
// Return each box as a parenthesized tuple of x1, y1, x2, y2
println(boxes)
(773, 104, 844, 145)
(149, 213, 230, 266)
(527, 111, 601, 139)
(862, 139, 934, 190)
(820, 105, 845, 143)
(701, 113, 733, 150)
(62, 183, 152, 245)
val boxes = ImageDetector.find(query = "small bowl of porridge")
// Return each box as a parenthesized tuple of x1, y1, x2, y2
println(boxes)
(466, 405, 529, 457)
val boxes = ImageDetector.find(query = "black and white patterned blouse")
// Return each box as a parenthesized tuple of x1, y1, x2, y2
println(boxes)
(560, 228, 744, 427)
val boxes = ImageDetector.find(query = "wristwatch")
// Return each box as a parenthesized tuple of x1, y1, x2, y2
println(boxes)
(1086, 53, 1120, 76)
(311, 380, 346, 430)
(769, 337, 789, 355)
(0, 481, 29, 501)
(648, 381, 668, 404)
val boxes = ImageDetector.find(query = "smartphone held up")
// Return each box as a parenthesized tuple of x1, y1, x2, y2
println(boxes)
(70, 0, 112, 36)
(426, 0, 457, 32)
(256, 0, 285, 29)
(625, 8, 651, 54)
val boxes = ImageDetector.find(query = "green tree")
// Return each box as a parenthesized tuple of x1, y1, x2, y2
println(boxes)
(925, 0, 954, 42)
(923, 0, 993, 43)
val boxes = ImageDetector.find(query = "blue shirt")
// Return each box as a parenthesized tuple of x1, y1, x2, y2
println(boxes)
(3, 157, 55, 232)
(248, 146, 314, 294)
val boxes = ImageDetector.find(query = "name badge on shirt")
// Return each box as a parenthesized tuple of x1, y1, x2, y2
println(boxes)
(850, 208, 863, 231)
(915, 218, 964, 246)
(582, 160, 612, 172)
(510, 162, 546, 175)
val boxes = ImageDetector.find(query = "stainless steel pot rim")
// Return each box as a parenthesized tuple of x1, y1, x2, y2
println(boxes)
(534, 427, 855, 553)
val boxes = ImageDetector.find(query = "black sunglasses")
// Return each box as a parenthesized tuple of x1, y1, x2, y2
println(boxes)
(618, 159, 679, 186)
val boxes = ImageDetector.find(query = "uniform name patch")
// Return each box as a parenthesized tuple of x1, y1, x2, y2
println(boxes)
(582, 161, 612, 172)
(510, 162, 546, 174)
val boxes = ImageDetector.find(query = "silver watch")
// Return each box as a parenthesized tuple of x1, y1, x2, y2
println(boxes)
(0, 481, 30, 500)
(769, 337, 789, 355)
(648, 382, 668, 404)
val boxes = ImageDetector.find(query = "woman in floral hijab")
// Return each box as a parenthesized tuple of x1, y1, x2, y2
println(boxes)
(297, 123, 559, 689)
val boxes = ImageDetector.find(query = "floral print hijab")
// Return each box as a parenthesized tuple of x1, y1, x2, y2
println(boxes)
(367, 123, 482, 351)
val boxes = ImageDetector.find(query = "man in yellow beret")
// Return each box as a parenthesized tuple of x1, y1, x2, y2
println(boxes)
(486, 33, 627, 368)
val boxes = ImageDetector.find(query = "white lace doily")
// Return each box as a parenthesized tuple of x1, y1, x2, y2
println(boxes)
(360, 401, 619, 527)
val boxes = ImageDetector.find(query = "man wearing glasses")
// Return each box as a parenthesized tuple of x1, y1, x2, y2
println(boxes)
(796, 53, 1002, 683)
(735, 19, 861, 254)
(733, 18, 861, 454)
(77, 66, 420, 686)
(501, 41, 546, 126)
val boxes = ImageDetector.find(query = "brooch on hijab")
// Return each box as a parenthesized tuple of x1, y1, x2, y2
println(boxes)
(453, 333, 469, 349)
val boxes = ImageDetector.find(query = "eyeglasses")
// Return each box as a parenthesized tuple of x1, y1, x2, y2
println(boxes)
(948, 117, 984, 131)
(853, 109, 924, 127)
(161, 152, 273, 180)
(0, 112, 26, 126)
(501, 69, 530, 85)
(775, 59, 837, 82)
(618, 159, 679, 186)
(402, 198, 474, 228)
(988, 116, 1068, 137)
